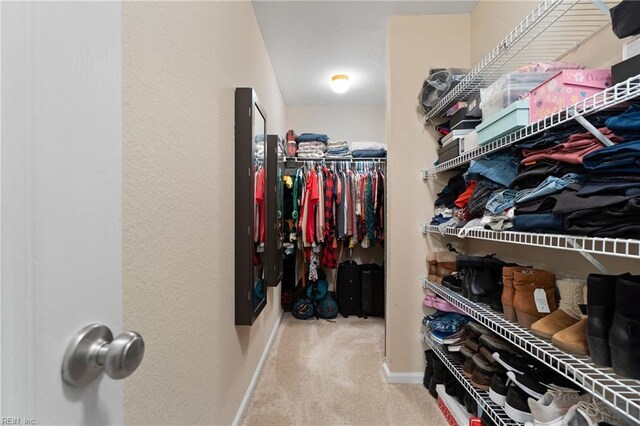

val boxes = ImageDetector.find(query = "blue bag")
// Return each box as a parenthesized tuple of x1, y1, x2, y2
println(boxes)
(292, 297, 315, 320)
(316, 291, 339, 319)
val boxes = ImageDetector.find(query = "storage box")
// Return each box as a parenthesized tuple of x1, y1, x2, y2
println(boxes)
(438, 139, 460, 163)
(450, 107, 482, 130)
(477, 100, 529, 146)
(466, 92, 483, 118)
(612, 55, 640, 85)
(529, 69, 612, 123)
(480, 72, 557, 121)
(460, 130, 478, 154)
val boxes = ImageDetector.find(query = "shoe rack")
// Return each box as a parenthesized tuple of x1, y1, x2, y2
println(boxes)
(422, 278, 640, 425)
(425, 341, 519, 426)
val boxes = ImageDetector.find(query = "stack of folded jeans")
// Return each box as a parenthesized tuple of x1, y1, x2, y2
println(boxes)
(295, 133, 328, 158)
(603, 104, 640, 141)
(326, 140, 350, 157)
(350, 141, 387, 158)
(466, 149, 520, 188)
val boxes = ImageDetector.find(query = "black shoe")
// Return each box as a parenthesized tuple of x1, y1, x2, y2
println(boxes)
(504, 385, 533, 423)
(586, 274, 621, 367)
(610, 275, 640, 380)
(444, 369, 458, 396)
(507, 371, 548, 399)
(455, 382, 466, 405)
(442, 273, 463, 293)
(481, 409, 497, 426)
(423, 350, 434, 388)
(491, 351, 531, 374)
(489, 373, 509, 407)
(464, 391, 478, 416)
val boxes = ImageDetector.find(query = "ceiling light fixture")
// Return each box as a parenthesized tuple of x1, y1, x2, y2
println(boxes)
(330, 74, 350, 94)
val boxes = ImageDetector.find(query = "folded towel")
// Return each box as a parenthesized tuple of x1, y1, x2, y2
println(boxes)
(352, 149, 387, 158)
(350, 141, 387, 151)
(296, 133, 329, 143)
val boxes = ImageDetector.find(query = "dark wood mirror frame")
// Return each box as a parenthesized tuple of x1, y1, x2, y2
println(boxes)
(235, 88, 268, 326)
(265, 134, 283, 287)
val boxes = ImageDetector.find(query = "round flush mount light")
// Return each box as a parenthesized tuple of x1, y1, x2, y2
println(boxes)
(330, 74, 350, 94)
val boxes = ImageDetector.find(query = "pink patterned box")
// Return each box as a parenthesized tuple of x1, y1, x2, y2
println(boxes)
(529, 69, 612, 123)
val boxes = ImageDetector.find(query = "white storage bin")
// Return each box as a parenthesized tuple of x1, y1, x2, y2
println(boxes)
(480, 72, 557, 121)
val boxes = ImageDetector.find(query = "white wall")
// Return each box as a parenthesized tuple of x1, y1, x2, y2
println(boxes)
(286, 104, 386, 143)
(123, 2, 285, 424)
(386, 14, 471, 374)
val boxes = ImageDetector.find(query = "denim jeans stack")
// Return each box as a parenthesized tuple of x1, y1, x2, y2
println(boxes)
(428, 103, 640, 238)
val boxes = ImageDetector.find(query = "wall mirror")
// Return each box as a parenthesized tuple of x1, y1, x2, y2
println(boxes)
(265, 134, 284, 287)
(235, 88, 268, 325)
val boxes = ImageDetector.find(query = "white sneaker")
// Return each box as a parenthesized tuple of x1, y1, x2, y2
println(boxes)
(562, 400, 618, 426)
(528, 387, 584, 426)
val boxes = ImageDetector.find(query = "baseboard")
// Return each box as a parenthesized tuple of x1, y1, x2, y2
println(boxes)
(232, 310, 284, 426)
(382, 362, 424, 384)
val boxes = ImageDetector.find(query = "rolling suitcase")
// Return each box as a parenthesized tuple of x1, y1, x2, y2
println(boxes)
(370, 265, 385, 317)
(361, 264, 384, 318)
(337, 260, 362, 317)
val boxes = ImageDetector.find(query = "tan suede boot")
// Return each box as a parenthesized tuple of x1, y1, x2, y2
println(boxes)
(552, 318, 589, 355)
(513, 268, 558, 329)
(502, 266, 525, 323)
(427, 253, 438, 282)
(531, 278, 586, 340)
(435, 251, 456, 284)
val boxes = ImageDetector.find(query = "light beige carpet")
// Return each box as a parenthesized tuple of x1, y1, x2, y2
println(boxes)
(242, 315, 447, 426)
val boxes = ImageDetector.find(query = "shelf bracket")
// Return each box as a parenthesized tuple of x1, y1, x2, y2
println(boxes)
(568, 107, 615, 147)
(566, 238, 611, 274)
(591, 0, 610, 15)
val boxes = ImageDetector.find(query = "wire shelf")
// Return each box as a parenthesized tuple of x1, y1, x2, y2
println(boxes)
(425, 340, 520, 426)
(422, 224, 640, 261)
(422, 278, 640, 425)
(421, 0, 618, 123)
(422, 75, 640, 178)
(286, 156, 387, 163)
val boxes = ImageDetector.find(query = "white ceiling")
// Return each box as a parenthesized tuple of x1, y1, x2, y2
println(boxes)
(252, 0, 478, 105)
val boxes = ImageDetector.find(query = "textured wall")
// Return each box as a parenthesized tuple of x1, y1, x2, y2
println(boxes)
(123, 2, 285, 424)
(286, 104, 387, 143)
(386, 15, 471, 373)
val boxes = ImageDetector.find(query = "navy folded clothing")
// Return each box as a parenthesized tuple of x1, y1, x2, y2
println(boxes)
(352, 149, 387, 158)
(582, 139, 640, 174)
(295, 133, 329, 143)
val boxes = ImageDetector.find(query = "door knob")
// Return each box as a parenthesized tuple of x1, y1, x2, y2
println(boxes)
(61, 323, 145, 387)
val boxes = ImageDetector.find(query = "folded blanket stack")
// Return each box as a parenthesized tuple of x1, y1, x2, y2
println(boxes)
(296, 133, 328, 158)
(326, 140, 351, 157)
(350, 141, 387, 158)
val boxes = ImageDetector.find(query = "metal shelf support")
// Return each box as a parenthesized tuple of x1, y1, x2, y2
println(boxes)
(423, 224, 640, 261)
(425, 342, 520, 426)
(422, 278, 640, 425)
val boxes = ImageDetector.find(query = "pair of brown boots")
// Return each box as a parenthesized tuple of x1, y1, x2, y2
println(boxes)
(427, 252, 456, 284)
(502, 266, 589, 355)
(502, 267, 558, 328)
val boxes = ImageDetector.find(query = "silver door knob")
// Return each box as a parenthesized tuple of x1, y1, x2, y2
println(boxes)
(61, 323, 145, 387)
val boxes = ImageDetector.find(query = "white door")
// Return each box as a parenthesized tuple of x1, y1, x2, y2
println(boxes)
(1, 2, 127, 424)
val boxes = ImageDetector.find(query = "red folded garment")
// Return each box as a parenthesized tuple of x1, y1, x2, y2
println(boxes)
(521, 128, 622, 165)
(454, 181, 476, 208)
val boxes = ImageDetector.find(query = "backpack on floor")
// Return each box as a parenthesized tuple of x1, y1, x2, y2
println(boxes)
(316, 291, 339, 320)
(292, 297, 315, 320)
